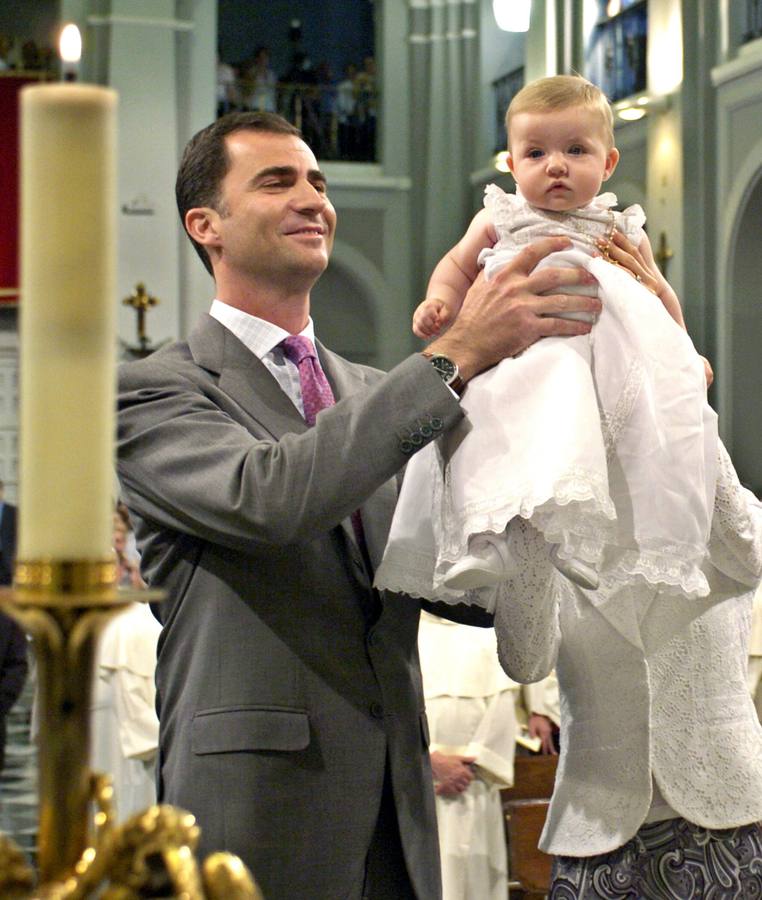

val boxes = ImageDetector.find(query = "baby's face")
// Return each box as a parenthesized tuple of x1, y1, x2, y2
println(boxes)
(507, 107, 619, 211)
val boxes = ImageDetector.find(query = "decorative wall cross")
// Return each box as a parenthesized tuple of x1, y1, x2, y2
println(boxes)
(654, 231, 674, 278)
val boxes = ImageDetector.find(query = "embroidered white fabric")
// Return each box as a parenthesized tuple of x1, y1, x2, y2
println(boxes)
(374, 187, 718, 602)
(479, 185, 644, 262)
(492, 443, 762, 856)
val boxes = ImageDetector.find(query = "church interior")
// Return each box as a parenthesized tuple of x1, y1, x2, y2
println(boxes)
(0, 0, 762, 895)
(1, 1, 760, 496)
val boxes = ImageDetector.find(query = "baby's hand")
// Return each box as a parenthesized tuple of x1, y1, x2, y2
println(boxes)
(413, 297, 453, 339)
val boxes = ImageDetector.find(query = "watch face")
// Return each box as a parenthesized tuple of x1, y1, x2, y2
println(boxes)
(431, 355, 457, 382)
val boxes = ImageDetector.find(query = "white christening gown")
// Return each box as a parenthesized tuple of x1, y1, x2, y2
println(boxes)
(374, 186, 718, 607)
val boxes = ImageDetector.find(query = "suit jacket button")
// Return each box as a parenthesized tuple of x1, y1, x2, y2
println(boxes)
(370, 701, 384, 718)
(400, 439, 413, 455)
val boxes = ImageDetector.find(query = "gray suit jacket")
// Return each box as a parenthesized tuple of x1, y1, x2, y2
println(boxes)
(117, 314, 468, 899)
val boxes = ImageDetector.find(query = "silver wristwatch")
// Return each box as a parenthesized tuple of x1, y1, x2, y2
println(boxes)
(423, 352, 465, 394)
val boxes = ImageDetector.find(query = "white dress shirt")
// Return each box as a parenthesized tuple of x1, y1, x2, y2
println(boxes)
(210, 299, 318, 418)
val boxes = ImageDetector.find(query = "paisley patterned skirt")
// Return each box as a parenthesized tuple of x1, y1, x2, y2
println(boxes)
(549, 818, 762, 899)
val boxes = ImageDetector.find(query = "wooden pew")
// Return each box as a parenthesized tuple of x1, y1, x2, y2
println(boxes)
(501, 754, 558, 898)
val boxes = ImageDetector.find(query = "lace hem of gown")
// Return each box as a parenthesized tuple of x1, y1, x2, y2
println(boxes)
(535, 518, 711, 598)
(432, 455, 711, 599)
(434, 463, 616, 566)
(603, 546, 710, 598)
(376, 556, 499, 611)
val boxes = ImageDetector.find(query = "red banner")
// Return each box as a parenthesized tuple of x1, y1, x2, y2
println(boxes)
(0, 75, 42, 304)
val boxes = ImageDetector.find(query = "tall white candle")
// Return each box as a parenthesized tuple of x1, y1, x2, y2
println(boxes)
(19, 84, 117, 560)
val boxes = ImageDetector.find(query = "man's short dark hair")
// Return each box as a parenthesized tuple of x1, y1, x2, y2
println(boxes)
(176, 111, 302, 276)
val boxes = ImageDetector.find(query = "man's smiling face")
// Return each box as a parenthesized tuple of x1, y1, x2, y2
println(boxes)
(215, 130, 337, 291)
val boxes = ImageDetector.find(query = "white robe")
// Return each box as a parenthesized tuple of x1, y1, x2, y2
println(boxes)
(492, 443, 762, 856)
(89, 601, 161, 821)
(419, 614, 557, 899)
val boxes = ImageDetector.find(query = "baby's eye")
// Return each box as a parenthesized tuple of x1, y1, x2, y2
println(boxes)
(527, 148, 544, 159)
(568, 145, 585, 155)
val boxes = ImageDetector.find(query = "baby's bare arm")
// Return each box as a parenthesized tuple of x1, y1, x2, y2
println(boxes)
(414, 209, 496, 338)
(637, 232, 686, 328)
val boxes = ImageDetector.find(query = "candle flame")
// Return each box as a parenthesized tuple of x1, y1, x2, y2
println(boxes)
(59, 24, 82, 64)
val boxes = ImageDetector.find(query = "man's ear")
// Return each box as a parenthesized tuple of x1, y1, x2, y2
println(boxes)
(185, 207, 222, 248)
(602, 147, 620, 181)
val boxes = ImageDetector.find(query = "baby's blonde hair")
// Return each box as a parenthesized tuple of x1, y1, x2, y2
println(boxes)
(506, 75, 615, 149)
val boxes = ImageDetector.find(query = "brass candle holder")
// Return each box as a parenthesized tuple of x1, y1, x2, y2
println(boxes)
(0, 560, 262, 899)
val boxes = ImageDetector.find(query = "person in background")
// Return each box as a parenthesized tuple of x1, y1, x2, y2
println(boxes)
(354, 55, 377, 160)
(0, 476, 25, 781)
(113, 505, 143, 590)
(88, 508, 159, 821)
(419, 612, 557, 899)
(0, 480, 17, 588)
(336, 63, 359, 160)
(0, 612, 27, 776)
(492, 447, 762, 895)
(243, 46, 277, 114)
(516, 671, 560, 755)
(216, 53, 239, 117)
(0, 35, 12, 71)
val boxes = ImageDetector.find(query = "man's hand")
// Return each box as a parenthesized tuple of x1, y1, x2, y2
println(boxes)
(426, 236, 601, 384)
(528, 713, 557, 756)
(430, 750, 476, 796)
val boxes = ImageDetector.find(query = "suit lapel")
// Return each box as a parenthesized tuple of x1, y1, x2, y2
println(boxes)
(188, 318, 397, 577)
(189, 315, 306, 439)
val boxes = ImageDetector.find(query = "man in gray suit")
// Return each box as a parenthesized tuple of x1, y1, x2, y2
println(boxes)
(116, 111, 600, 899)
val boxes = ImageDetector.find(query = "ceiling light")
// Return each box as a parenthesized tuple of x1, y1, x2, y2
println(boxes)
(494, 151, 511, 173)
(617, 106, 646, 121)
(492, 0, 532, 33)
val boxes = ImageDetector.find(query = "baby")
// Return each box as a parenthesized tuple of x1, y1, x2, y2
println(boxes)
(374, 75, 717, 604)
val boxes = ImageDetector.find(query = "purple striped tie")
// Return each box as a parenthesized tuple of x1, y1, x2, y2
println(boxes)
(281, 336, 369, 564)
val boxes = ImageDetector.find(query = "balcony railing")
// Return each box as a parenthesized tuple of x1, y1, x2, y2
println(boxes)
(586, 0, 648, 103)
(218, 79, 378, 163)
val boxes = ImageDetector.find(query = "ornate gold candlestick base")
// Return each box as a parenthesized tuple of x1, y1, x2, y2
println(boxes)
(0, 560, 262, 899)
